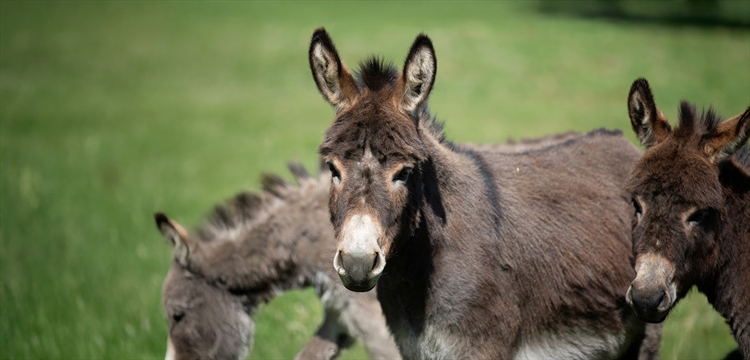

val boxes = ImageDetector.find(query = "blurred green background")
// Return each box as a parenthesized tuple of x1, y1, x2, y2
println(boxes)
(1, 1, 748, 359)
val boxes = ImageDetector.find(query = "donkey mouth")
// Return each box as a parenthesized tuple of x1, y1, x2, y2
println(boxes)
(333, 247, 386, 292)
(337, 272, 380, 292)
(625, 284, 673, 323)
(631, 306, 669, 324)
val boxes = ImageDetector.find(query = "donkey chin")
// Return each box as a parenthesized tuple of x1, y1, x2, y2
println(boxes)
(626, 253, 678, 323)
(332, 214, 388, 292)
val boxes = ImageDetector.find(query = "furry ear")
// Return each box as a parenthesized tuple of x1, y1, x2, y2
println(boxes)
(398, 34, 437, 116)
(628, 78, 671, 148)
(703, 107, 750, 163)
(309, 28, 359, 110)
(155, 212, 192, 266)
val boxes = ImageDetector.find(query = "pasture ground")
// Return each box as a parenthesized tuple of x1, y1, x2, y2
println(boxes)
(1, 1, 748, 358)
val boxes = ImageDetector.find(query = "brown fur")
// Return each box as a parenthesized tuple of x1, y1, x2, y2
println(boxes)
(625, 78, 750, 357)
(156, 135, 604, 360)
(156, 163, 400, 360)
(309, 28, 661, 359)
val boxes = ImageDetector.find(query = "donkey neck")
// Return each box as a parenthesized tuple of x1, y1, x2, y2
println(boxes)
(193, 189, 338, 307)
(246, 192, 339, 298)
(704, 236, 750, 353)
(376, 123, 506, 339)
(699, 160, 750, 352)
(417, 126, 504, 242)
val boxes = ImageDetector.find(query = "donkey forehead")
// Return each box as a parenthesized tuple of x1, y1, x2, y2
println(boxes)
(320, 99, 422, 161)
(630, 142, 721, 202)
(163, 266, 222, 308)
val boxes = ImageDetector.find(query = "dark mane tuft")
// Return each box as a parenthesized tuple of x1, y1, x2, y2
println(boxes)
(196, 191, 264, 243)
(194, 163, 322, 243)
(419, 111, 453, 148)
(234, 192, 264, 217)
(677, 100, 722, 137)
(261, 173, 290, 198)
(700, 106, 722, 132)
(287, 162, 312, 185)
(356, 57, 398, 91)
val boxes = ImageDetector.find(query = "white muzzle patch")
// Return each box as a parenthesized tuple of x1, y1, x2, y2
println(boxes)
(165, 337, 176, 360)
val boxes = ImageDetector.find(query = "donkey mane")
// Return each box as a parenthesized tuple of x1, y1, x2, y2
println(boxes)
(194, 163, 318, 244)
(356, 56, 398, 92)
(351, 58, 622, 156)
(355, 56, 452, 146)
(675, 100, 722, 138)
(456, 128, 624, 156)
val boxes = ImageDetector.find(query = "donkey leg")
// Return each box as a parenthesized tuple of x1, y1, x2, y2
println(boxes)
(295, 335, 340, 360)
(343, 292, 401, 360)
(637, 323, 662, 360)
(294, 309, 353, 360)
(618, 322, 661, 360)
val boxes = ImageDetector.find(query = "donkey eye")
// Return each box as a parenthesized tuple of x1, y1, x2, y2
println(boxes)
(631, 198, 643, 219)
(687, 208, 712, 228)
(393, 167, 412, 184)
(326, 161, 341, 182)
(172, 310, 185, 323)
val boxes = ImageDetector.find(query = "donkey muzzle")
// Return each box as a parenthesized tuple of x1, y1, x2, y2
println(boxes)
(626, 282, 672, 323)
(333, 214, 386, 292)
(626, 253, 677, 323)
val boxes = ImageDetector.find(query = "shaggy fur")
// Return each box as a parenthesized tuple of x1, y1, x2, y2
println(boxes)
(156, 163, 400, 360)
(157, 136, 600, 360)
(309, 28, 661, 359)
(625, 78, 750, 357)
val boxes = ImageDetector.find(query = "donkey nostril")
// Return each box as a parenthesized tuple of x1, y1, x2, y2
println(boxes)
(657, 291, 671, 311)
(333, 250, 345, 274)
(371, 252, 379, 272)
(654, 292, 664, 308)
(625, 285, 634, 305)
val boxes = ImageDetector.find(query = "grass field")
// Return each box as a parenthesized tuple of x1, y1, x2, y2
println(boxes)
(1, 1, 748, 359)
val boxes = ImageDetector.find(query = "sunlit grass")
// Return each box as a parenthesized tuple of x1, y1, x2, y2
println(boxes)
(1, 1, 747, 359)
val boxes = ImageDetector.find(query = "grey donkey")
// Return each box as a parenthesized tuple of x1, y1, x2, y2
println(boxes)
(156, 163, 399, 360)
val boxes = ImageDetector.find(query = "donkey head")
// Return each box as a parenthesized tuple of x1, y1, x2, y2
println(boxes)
(156, 213, 253, 360)
(624, 78, 750, 323)
(309, 28, 436, 291)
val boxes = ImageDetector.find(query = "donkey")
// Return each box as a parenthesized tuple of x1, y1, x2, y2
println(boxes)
(155, 135, 593, 360)
(156, 163, 400, 360)
(308, 28, 662, 359)
(624, 78, 750, 356)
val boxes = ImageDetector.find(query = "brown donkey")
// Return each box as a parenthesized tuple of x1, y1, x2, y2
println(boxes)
(155, 138, 594, 360)
(309, 28, 661, 359)
(156, 163, 400, 360)
(625, 78, 750, 356)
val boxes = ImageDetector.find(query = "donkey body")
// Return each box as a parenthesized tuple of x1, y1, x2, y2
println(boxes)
(156, 164, 400, 360)
(309, 29, 661, 359)
(624, 78, 750, 356)
(156, 135, 594, 360)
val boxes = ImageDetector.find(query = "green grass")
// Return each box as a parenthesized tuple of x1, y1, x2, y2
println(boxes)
(1, 1, 747, 359)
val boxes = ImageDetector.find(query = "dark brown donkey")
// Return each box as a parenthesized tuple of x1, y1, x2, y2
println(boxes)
(156, 163, 400, 360)
(624, 78, 750, 356)
(308, 28, 661, 359)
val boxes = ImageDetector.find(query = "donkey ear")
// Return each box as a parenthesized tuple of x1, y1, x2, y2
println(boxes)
(309, 28, 359, 111)
(155, 212, 192, 266)
(628, 78, 672, 148)
(702, 107, 750, 163)
(398, 34, 437, 116)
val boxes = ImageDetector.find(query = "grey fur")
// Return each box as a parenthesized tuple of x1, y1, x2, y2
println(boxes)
(157, 164, 400, 360)
(309, 29, 662, 359)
